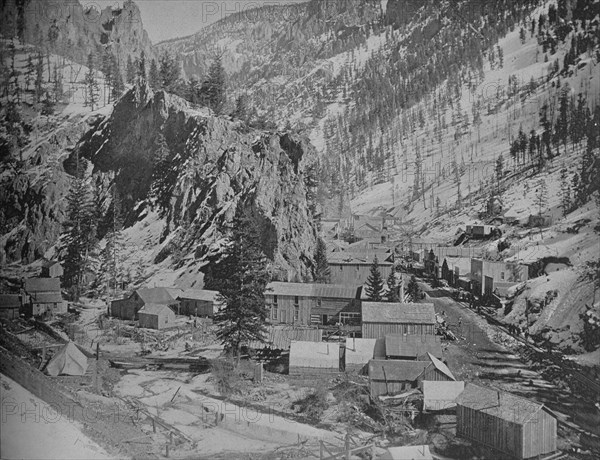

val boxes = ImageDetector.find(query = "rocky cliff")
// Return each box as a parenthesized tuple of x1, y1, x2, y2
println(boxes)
(77, 84, 319, 283)
(0, 0, 154, 69)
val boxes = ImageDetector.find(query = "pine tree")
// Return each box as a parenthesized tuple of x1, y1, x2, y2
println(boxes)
(313, 238, 330, 283)
(126, 55, 135, 84)
(111, 56, 125, 100)
(200, 55, 227, 115)
(407, 275, 420, 301)
(35, 52, 44, 103)
(137, 51, 147, 82)
(365, 256, 384, 301)
(97, 188, 124, 294)
(559, 165, 571, 216)
(25, 54, 34, 91)
(495, 154, 504, 184)
(148, 58, 159, 89)
(159, 51, 180, 90)
(205, 206, 270, 364)
(535, 177, 548, 216)
(84, 53, 100, 111)
(554, 86, 570, 154)
(59, 160, 97, 300)
(387, 270, 399, 302)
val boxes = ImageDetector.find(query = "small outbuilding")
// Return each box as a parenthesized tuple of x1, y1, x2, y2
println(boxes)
(138, 304, 176, 330)
(368, 359, 431, 397)
(40, 260, 63, 278)
(456, 383, 557, 459)
(178, 289, 222, 317)
(289, 341, 340, 375)
(0, 294, 21, 320)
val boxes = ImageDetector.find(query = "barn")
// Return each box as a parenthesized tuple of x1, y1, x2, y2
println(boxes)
(138, 304, 176, 330)
(361, 302, 436, 338)
(344, 337, 385, 372)
(288, 341, 340, 375)
(178, 289, 222, 317)
(456, 383, 557, 459)
(385, 335, 443, 360)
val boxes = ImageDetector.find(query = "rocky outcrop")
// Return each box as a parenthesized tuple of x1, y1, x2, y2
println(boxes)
(77, 84, 319, 281)
(1, 0, 154, 69)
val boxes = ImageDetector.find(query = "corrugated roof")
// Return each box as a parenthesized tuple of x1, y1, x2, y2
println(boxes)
(455, 383, 547, 425)
(24, 278, 61, 293)
(385, 335, 442, 358)
(422, 381, 465, 411)
(138, 304, 173, 315)
(426, 353, 455, 380)
(134, 288, 177, 305)
(30, 293, 63, 304)
(266, 282, 359, 299)
(178, 289, 220, 302)
(368, 359, 430, 381)
(0, 294, 21, 308)
(289, 341, 340, 369)
(362, 302, 436, 324)
(246, 326, 322, 350)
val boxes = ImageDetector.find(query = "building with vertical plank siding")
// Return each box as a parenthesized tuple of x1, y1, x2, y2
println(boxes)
(327, 250, 394, 285)
(177, 289, 222, 317)
(0, 294, 21, 320)
(265, 282, 361, 326)
(361, 302, 436, 338)
(110, 287, 180, 320)
(456, 383, 557, 459)
(138, 304, 176, 330)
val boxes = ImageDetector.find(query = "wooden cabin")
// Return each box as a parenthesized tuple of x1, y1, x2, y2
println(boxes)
(289, 341, 340, 375)
(40, 260, 63, 278)
(385, 335, 443, 360)
(110, 287, 180, 321)
(456, 383, 557, 459)
(22, 278, 66, 318)
(138, 304, 176, 330)
(265, 282, 361, 326)
(344, 337, 385, 373)
(361, 302, 436, 338)
(0, 294, 21, 320)
(327, 251, 394, 286)
(422, 380, 465, 412)
(178, 289, 222, 317)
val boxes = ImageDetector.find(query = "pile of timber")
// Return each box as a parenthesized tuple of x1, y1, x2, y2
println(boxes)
(109, 356, 210, 373)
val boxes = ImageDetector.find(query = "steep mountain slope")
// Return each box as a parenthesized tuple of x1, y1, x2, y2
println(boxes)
(0, 0, 154, 69)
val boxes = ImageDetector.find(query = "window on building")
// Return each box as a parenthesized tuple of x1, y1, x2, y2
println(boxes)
(316, 298, 322, 308)
(272, 305, 278, 320)
(339, 312, 360, 324)
(294, 305, 299, 321)
(294, 296, 299, 306)
(500, 272, 505, 280)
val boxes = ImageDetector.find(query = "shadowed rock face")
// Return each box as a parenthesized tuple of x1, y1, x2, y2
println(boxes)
(77, 84, 319, 282)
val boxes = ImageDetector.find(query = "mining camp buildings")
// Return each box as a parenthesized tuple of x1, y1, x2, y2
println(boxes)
(110, 287, 180, 321)
(177, 289, 222, 317)
(0, 294, 21, 320)
(361, 302, 436, 338)
(265, 281, 361, 326)
(288, 341, 341, 375)
(137, 304, 176, 330)
(327, 251, 394, 285)
(384, 334, 443, 360)
(40, 260, 63, 278)
(22, 278, 66, 318)
(456, 383, 557, 459)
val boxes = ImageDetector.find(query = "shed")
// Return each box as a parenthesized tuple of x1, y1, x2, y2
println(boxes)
(178, 289, 222, 317)
(0, 294, 21, 320)
(385, 335, 443, 360)
(46, 342, 88, 377)
(361, 302, 436, 338)
(138, 304, 176, 330)
(40, 260, 63, 278)
(381, 445, 433, 460)
(456, 383, 557, 459)
(368, 359, 430, 397)
(417, 352, 456, 387)
(422, 380, 465, 412)
(289, 341, 340, 375)
(344, 337, 385, 372)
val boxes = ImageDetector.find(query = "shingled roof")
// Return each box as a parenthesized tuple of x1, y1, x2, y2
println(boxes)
(362, 302, 436, 324)
(24, 278, 61, 293)
(266, 282, 360, 299)
(455, 383, 549, 425)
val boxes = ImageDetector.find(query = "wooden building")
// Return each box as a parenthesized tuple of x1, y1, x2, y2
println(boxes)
(328, 251, 394, 286)
(361, 302, 436, 338)
(40, 260, 63, 278)
(385, 335, 443, 360)
(470, 260, 529, 296)
(178, 289, 222, 317)
(344, 337, 385, 373)
(466, 224, 494, 238)
(138, 304, 176, 330)
(422, 380, 465, 412)
(265, 282, 361, 326)
(456, 383, 557, 459)
(289, 341, 340, 375)
(110, 287, 180, 321)
(22, 278, 66, 318)
(246, 326, 323, 351)
(0, 294, 21, 320)
(368, 359, 430, 396)
(417, 352, 456, 387)
(441, 257, 471, 287)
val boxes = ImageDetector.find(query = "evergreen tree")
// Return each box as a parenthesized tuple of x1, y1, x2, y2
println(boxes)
(97, 188, 124, 293)
(407, 275, 420, 301)
(59, 160, 97, 299)
(148, 58, 159, 89)
(84, 53, 100, 111)
(159, 51, 180, 90)
(25, 54, 34, 91)
(126, 55, 135, 84)
(200, 55, 227, 115)
(386, 270, 399, 302)
(495, 154, 504, 184)
(535, 177, 548, 216)
(35, 52, 44, 103)
(313, 238, 330, 283)
(137, 50, 147, 82)
(365, 256, 384, 301)
(232, 93, 250, 123)
(205, 205, 270, 364)
(559, 165, 572, 216)
(111, 56, 125, 100)
(554, 86, 570, 154)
